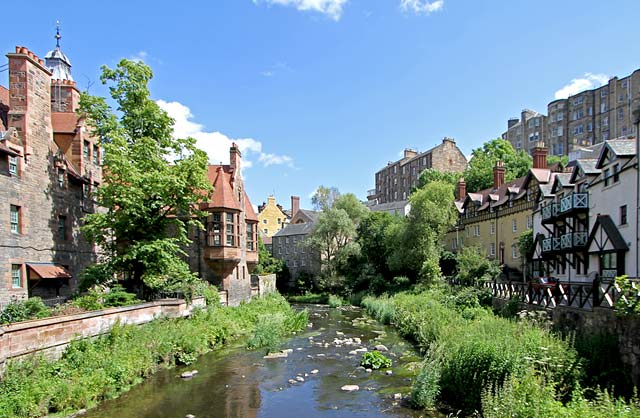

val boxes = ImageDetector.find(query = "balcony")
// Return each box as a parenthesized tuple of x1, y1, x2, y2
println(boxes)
(541, 203, 558, 223)
(558, 193, 588, 217)
(203, 246, 241, 263)
(542, 232, 588, 254)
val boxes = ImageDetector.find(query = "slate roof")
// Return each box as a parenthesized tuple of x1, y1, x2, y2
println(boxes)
(606, 138, 637, 157)
(369, 200, 409, 213)
(273, 221, 316, 237)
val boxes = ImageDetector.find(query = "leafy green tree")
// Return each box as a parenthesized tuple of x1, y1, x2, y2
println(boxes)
(547, 154, 568, 167)
(255, 236, 284, 274)
(518, 229, 534, 281)
(455, 246, 501, 286)
(311, 185, 341, 211)
(79, 59, 212, 296)
(464, 139, 532, 192)
(415, 168, 461, 191)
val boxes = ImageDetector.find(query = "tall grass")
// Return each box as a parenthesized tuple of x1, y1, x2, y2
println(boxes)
(0, 293, 306, 417)
(361, 287, 635, 416)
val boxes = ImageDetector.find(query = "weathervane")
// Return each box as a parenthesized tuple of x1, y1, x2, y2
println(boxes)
(55, 20, 61, 48)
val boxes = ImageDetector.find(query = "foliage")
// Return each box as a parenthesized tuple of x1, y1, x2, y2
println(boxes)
(360, 351, 392, 369)
(255, 236, 284, 275)
(614, 275, 640, 316)
(246, 313, 287, 353)
(362, 289, 584, 415)
(0, 297, 51, 324)
(414, 168, 461, 191)
(463, 138, 532, 192)
(0, 293, 306, 417)
(79, 59, 212, 296)
(287, 293, 329, 304)
(455, 246, 501, 286)
(328, 294, 345, 308)
(311, 185, 340, 211)
(547, 154, 569, 167)
(72, 286, 141, 311)
(518, 229, 535, 279)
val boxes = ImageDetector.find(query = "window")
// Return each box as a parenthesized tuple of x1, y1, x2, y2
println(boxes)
(466, 227, 470, 237)
(83, 141, 90, 160)
(601, 88, 608, 98)
(490, 243, 495, 257)
(278, 246, 282, 255)
(490, 222, 495, 235)
(58, 215, 67, 240)
(613, 164, 620, 183)
(557, 126, 563, 136)
(57, 168, 65, 188)
(474, 225, 479, 236)
(620, 205, 627, 225)
(558, 143, 563, 155)
(301, 259, 306, 266)
(11, 264, 22, 288)
(602, 252, 617, 270)
(9, 156, 18, 175)
(512, 219, 517, 232)
(277, 218, 281, 224)
(601, 102, 607, 113)
(263, 219, 267, 224)
(212, 213, 222, 246)
(603, 168, 611, 186)
(83, 184, 90, 199)
(512, 244, 519, 259)
(226, 213, 235, 246)
(247, 223, 254, 250)
(10, 205, 20, 234)
(264, 228, 268, 234)
(618, 108, 624, 120)
(526, 215, 533, 229)
(293, 260, 297, 267)
(587, 122, 593, 132)
(285, 236, 289, 244)
(557, 112, 564, 121)
(93, 145, 99, 165)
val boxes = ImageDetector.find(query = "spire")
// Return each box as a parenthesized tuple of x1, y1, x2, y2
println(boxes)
(55, 21, 61, 48)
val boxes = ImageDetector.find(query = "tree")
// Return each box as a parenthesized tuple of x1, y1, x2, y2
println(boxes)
(79, 59, 212, 296)
(518, 229, 535, 281)
(547, 154, 568, 167)
(255, 236, 284, 275)
(311, 185, 340, 211)
(464, 139, 532, 192)
(455, 246, 501, 286)
(415, 168, 461, 191)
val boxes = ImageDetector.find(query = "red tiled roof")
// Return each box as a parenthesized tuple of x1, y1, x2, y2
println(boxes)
(27, 263, 72, 279)
(52, 112, 78, 133)
(244, 190, 258, 222)
(0, 85, 9, 105)
(204, 165, 241, 211)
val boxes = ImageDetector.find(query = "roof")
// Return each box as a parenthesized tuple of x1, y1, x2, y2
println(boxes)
(45, 47, 73, 81)
(462, 176, 526, 212)
(290, 209, 320, 224)
(569, 159, 600, 183)
(369, 200, 410, 213)
(273, 221, 316, 237)
(588, 215, 629, 252)
(52, 112, 78, 133)
(27, 263, 72, 279)
(550, 173, 573, 194)
(243, 191, 258, 222)
(0, 85, 9, 105)
(204, 165, 241, 211)
(596, 138, 637, 169)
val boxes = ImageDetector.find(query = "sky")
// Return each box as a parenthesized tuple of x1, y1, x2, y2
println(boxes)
(3, 0, 640, 210)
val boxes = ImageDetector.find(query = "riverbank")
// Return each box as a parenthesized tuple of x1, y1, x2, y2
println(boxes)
(362, 286, 640, 417)
(0, 293, 307, 418)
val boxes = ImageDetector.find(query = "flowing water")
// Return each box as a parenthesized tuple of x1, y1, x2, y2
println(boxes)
(86, 304, 440, 418)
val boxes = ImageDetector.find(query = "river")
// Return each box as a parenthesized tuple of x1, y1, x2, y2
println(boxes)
(86, 304, 439, 418)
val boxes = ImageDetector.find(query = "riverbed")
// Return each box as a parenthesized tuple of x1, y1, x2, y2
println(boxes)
(86, 304, 439, 418)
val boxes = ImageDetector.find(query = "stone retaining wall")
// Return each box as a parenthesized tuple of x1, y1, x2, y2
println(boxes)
(0, 297, 205, 371)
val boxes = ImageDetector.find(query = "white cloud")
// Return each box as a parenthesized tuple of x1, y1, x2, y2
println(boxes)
(400, 0, 444, 14)
(554, 73, 609, 100)
(129, 51, 148, 63)
(252, 0, 347, 21)
(156, 100, 293, 169)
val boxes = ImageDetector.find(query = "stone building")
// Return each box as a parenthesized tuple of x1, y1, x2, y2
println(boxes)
(503, 109, 547, 155)
(369, 137, 467, 205)
(186, 144, 259, 306)
(257, 195, 296, 237)
(446, 143, 561, 278)
(532, 138, 638, 282)
(272, 207, 321, 285)
(0, 39, 102, 306)
(504, 68, 640, 156)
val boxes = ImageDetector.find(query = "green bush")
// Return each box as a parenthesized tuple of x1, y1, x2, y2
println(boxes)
(360, 351, 392, 369)
(455, 246, 501, 286)
(328, 294, 345, 308)
(0, 293, 306, 417)
(0, 297, 51, 324)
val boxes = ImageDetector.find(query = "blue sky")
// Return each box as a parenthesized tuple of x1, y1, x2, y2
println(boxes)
(3, 0, 640, 210)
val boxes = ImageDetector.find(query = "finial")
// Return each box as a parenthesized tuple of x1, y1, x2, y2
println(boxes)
(55, 21, 61, 48)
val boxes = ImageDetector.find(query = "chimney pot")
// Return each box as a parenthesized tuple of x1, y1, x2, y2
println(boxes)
(532, 142, 548, 169)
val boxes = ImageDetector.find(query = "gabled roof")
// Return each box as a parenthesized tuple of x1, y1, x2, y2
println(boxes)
(244, 191, 258, 222)
(273, 221, 316, 237)
(588, 215, 629, 253)
(462, 176, 526, 213)
(550, 173, 573, 194)
(204, 165, 241, 211)
(596, 139, 637, 169)
(290, 209, 319, 224)
(569, 159, 600, 183)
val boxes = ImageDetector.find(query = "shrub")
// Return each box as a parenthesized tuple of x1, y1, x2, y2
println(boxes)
(0, 297, 51, 324)
(455, 246, 501, 286)
(360, 351, 392, 369)
(328, 294, 345, 308)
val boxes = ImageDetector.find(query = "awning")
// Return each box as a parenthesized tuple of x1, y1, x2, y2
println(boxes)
(27, 263, 72, 279)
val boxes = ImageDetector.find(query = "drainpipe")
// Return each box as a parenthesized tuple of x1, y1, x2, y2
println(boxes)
(632, 103, 640, 280)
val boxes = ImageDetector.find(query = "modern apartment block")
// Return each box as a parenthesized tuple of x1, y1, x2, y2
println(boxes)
(505, 68, 640, 156)
(369, 137, 467, 205)
(0, 40, 102, 306)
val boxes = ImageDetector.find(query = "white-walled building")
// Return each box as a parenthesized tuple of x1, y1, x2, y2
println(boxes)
(532, 138, 638, 282)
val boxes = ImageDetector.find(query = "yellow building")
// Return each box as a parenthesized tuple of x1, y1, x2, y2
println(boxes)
(257, 196, 293, 237)
(446, 145, 558, 279)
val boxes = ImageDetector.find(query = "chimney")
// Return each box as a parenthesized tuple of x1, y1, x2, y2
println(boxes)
(403, 148, 417, 159)
(291, 196, 300, 217)
(230, 143, 241, 178)
(532, 141, 548, 169)
(457, 178, 466, 200)
(493, 161, 505, 189)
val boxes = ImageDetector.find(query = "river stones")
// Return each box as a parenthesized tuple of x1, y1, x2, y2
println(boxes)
(341, 385, 360, 392)
(185, 415, 196, 418)
(288, 379, 298, 384)
(264, 351, 288, 359)
(374, 344, 389, 352)
(180, 370, 198, 379)
(310, 369, 319, 374)
(393, 393, 403, 400)
(385, 370, 393, 376)
(295, 376, 305, 382)
(354, 348, 368, 353)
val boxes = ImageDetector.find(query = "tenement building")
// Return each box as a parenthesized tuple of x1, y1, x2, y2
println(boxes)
(0, 38, 102, 306)
(532, 138, 638, 282)
(505, 68, 640, 157)
(369, 137, 467, 205)
(186, 144, 259, 306)
(502, 109, 547, 155)
(446, 143, 562, 279)
(272, 207, 321, 287)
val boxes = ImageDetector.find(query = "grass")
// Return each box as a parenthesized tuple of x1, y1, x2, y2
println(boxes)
(361, 286, 638, 416)
(286, 293, 347, 308)
(0, 293, 307, 418)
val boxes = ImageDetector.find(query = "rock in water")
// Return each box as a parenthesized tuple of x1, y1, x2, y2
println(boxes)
(374, 344, 389, 352)
(341, 385, 360, 392)
(310, 369, 319, 374)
